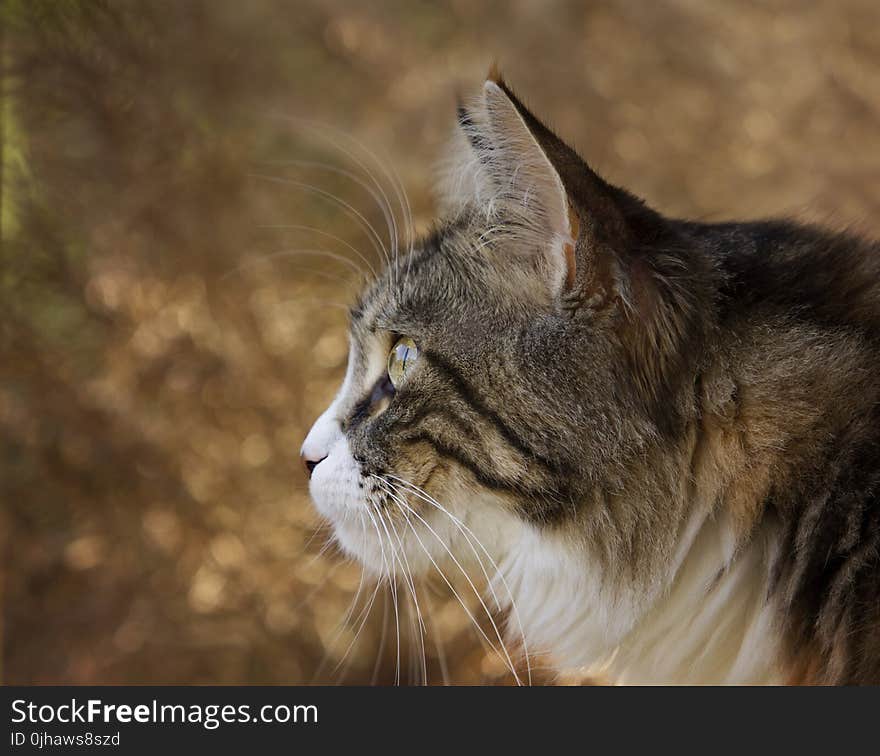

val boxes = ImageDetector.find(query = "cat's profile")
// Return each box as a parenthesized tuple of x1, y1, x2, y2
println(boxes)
(301, 70, 880, 684)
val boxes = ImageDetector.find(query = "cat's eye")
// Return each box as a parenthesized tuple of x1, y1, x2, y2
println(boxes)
(387, 336, 419, 389)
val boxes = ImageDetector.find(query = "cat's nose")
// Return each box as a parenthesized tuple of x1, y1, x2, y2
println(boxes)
(301, 452, 328, 479)
(301, 407, 341, 479)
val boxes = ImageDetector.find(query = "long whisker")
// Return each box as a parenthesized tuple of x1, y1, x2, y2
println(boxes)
(329, 509, 388, 680)
(263, 159, 399, 286)
(391, 493, 520, 685)
(341, 560, 369, 630)
(252, 174, 392, 270)
(370, 504, 402, 685)
(371, 588, 390, 685)
(384, 473, 532, 685)
(381, 499, 428, 685)
(333, 562, 371, 685)
(422, 588, 451, 686)
(330, 575, 383, 682)
(304, 533, 339, 568)
(310, 575, 371, 682)
(310, 515, 375, 682)
(298, 519, 333, 557)
(288, 558, 346, 615)
(374, 476, 523, 685)
(232, 262, 356, 289)
(257, 222, 379, 279)
(273, 116, 416, 284)
(223, 247, 368, 282)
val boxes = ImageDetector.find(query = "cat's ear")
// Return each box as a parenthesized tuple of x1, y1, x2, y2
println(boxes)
(483, 78, 579, 292)
(438, 73, 661, 305)
(437, 75, 579, 293)
(439, 75, 709, 413)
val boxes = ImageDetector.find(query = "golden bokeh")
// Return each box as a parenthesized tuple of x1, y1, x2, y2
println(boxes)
(3, 0, 880, 684)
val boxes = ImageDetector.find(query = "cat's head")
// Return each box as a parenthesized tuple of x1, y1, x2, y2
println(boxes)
(301, 74, 713, 580)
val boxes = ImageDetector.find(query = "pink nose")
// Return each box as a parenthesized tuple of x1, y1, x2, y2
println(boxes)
(301, 452, 327, 479)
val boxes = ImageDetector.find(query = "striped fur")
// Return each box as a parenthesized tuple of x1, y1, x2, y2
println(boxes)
(302, 75, 880, 684)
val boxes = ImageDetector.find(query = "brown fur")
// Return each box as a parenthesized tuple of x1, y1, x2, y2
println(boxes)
(313, 74, 880, 683)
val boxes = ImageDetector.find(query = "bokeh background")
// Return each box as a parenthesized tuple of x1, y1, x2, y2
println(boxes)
(2, 0, 879, 684)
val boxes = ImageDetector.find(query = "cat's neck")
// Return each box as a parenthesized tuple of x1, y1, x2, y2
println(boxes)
(497, 367, 793, 683)
(606, 507, 785, 683)
(499, 502, 784, 683)
(493, 325, 860, 683)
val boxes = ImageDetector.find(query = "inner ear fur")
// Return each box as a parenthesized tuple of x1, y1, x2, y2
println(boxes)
(477, 73, 651, 305)
(480, 79, 577, 295)
(483, 73, 718, 422)
(446, 73, 715, 417)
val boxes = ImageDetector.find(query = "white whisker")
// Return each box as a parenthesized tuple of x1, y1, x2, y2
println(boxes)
(380, 499, 428, 685)
(371, 588, 390, 685)
(309, 513, 370, 683)
(263, 159, 400, 285)
(257, 222, 379, 279)
(384, 473, 532, 684)
(271, 115, 418, 290)
(369, 505, 401, 685)
(288, 559, 346, 615)
(223, 246, 368, 281)
(251, 174, 392, 269)
(373, 476, 523, 685)
(329, 509, 387, 680)
(423, 588, 451, 686)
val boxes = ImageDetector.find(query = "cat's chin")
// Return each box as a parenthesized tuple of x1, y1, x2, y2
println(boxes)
(327, 503, 456, 581)
(329, 517, 390, 576)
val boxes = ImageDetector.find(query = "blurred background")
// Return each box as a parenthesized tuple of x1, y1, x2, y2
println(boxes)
(2, 0, 879, 684)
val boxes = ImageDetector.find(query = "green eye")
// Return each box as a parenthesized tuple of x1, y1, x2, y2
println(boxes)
(387, 336, 419, 389)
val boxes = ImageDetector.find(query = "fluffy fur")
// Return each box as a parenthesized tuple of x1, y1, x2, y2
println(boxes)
(302, 73, 880, 684)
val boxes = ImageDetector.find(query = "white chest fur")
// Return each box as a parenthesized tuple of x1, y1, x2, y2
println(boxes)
(497, 511, 785, 684)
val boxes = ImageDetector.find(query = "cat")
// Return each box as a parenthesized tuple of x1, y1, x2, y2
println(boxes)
(301, 70, 880, 684)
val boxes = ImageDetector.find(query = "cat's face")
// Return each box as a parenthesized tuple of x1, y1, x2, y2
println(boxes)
(302, 77, 707, 581)
(302, 216, 594, 576)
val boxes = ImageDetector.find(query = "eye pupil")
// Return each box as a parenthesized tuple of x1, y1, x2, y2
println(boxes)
(388, 336, 419, 389)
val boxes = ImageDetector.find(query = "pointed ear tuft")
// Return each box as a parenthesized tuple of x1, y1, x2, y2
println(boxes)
(438, 75, 645, 302)
(480, 80, 577, 294)
(455, 102, 488, 156)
